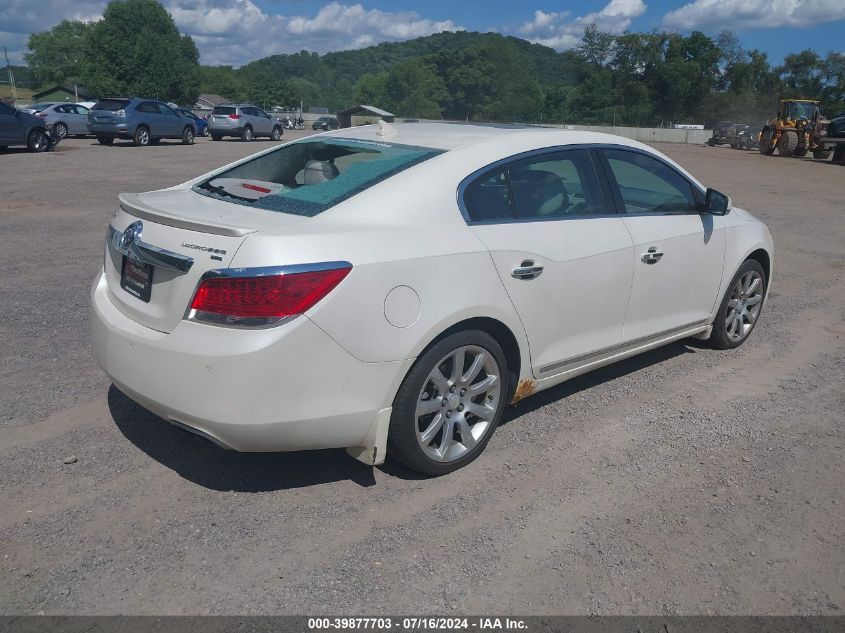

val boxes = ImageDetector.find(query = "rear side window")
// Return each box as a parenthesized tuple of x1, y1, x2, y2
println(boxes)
(463, 168, 513, 222)
(212, 106, 235, 115)
(92, 99, 130, 111)
(195, 138, 443, 217)
(603, 149, 698, 214)
(137, 102, 160, 114)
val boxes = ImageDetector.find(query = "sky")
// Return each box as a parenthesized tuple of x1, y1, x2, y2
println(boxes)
(1, 0, 844, 68)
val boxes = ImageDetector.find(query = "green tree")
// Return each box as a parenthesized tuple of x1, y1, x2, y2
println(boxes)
(385, 60, 447, 118)
(81, 0, 200, 105)
(25, 20, 91, 86)
(353, 72, 389, 106)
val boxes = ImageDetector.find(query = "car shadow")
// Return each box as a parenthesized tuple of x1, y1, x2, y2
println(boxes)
(108, 385, 377, 491)
(110, 341, 702, 488)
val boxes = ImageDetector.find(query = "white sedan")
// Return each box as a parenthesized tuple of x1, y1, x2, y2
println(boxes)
(90, 123, 773, 475)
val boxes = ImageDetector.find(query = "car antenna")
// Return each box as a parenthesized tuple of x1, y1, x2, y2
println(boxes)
(376, 120, 397, 138)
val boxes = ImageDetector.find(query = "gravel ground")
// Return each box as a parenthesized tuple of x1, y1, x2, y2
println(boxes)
(0, 135, 843, 615)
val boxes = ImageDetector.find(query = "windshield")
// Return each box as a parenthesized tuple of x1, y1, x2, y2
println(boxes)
(788, 102, 817, 120)
(194, 138, 443, 217)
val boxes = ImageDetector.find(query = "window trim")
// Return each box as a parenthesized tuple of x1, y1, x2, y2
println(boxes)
(457, 143, 705, 225)
(595, 147, 705, 216)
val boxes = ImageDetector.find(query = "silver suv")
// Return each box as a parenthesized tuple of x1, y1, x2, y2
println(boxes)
(207, 104, 284, 142)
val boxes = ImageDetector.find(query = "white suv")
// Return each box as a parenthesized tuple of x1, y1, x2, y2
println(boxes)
(207, 103, 283, 142)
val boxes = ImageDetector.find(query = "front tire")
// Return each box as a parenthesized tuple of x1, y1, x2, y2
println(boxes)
(708, 259, 766, 350)
(388, 330, 508, 476)
(759, 130, 775, 155)
(27, 129, 50, 152)
(813, 148, 831, 160)
(210, 134, 221, 141)
(53, 122, 68, 140)
(97, 136, 114, 146)
(271, 126, 282, 141)
(181, 126, 195, 145)
(777, 130, 798, 156)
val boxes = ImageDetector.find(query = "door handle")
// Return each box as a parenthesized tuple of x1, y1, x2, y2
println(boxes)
(641, 247, 664, 264)
(511, 260, 544, 280)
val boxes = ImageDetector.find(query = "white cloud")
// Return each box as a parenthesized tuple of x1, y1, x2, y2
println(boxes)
(662, 0, 845, 30)
(519, 0, 647, 50)
(0, 0, 461, 66)
(167, 0, 462, 65)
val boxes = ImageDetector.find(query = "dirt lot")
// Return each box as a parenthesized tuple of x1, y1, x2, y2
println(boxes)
(0, 134, 843, 616)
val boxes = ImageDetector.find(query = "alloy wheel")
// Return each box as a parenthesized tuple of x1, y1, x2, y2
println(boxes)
(725, 270, 763, 342)
(415, 345, 501, 463)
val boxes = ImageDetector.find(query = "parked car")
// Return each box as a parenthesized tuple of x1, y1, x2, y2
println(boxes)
(0, 100, 52, 151)
(725, 123, 759, 150)
(176, 108, 208, 136)
(207, 103, 284, 141)
(90, 123, 773, 475)
(19, 102, 58, 115)
(707, 120, 733, 145)
(35, 102, 91, 139)
(312, 116, 339, 131)
(87, 97, 198, 146)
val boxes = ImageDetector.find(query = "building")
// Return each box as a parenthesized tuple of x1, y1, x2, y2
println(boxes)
(31, 85, 94, 103)
(336, 105, 395, 129)
(194, 93, 229, 114)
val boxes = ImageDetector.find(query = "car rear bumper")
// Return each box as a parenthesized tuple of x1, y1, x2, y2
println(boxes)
(88, 122, 131, 137)
(207, 124, 243, 136)
(90, 270, 410, 452)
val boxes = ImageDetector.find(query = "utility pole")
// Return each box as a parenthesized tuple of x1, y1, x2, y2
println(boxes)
(4, 47, 17, 106)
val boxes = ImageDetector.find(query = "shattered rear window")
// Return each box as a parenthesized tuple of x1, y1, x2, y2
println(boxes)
(193, 138, 443, 217)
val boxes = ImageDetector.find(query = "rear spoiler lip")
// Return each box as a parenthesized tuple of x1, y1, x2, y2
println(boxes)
(118, 192, 257, 238)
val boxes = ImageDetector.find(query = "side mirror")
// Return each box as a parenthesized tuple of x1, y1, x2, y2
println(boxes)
(704, 187, 731, 215)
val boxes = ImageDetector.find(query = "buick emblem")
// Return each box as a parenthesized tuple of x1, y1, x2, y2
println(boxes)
(119, 221, 143, 249)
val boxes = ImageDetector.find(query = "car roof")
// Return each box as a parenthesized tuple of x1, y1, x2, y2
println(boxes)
(318, 122, 651, 152)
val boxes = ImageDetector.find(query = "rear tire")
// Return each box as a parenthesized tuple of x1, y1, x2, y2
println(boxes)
(708, 259, 766, 350)
(53, 122, 68, 139)
(181, 126, 195, 145)
(813, 148, 831, 160)
(27, 129, 50, 152)
(133, 126, 150, 147)
(777, 130, 798, 156)
(241, 126, 253, 141)
(833, 145, 845, 164)
(387, 330, 509, 476)
(210, 134, 221, 141)
(759, 130, 775, 155)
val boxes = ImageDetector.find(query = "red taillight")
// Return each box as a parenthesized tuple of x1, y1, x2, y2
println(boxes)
(189, 266, 351, 327)
(241, 182, 272, 193)
(36, 113, 46, 118)
(228, 113, 241, 119)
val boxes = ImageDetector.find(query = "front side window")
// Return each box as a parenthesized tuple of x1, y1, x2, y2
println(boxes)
(603, 149, 698, 214)
(194, 138, 443, 217)
(137, 102, 160, 114)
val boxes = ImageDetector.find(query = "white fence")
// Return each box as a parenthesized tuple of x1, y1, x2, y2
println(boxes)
(540, 124, 712, 145)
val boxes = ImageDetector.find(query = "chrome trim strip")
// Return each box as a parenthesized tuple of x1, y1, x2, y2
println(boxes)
(537, 321, 709, 376)
(107, 224, 194, 273)
(184, 261, 353, 329)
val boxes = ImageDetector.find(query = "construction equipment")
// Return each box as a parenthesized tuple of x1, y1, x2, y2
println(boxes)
(758, 99, 832, 159)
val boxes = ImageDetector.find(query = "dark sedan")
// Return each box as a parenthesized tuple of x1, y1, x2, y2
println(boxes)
(312, 116, 339, 131)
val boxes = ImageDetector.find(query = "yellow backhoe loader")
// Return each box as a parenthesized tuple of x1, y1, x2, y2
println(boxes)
(759, 99, 831, 159)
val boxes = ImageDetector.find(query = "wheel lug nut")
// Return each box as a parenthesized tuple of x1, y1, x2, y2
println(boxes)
(446, 410, 452, 418)
(449, 385, 456, 393)
(441, 398, 448, 406)
(460, 388, 467, 396)
(457, 404, 464, 412)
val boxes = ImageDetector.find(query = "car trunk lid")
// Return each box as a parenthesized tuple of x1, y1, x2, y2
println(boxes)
(103, 188, 304, 333)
